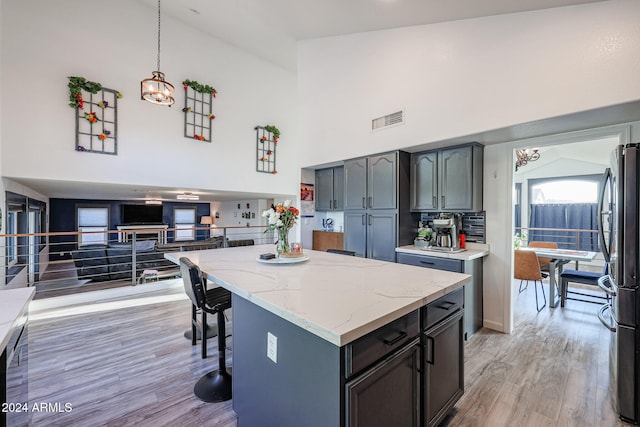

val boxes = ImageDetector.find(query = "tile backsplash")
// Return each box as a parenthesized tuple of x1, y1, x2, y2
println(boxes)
(419, 212, 486, 244)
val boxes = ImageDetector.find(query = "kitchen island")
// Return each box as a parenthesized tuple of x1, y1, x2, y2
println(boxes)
(1, 287, 35, 427)
(166, 245, 471, 427)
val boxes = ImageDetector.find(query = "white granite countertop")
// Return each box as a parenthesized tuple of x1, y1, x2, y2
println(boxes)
(396, 242, 490, 261)
(166, 245, 470, 347)
(0, 287, 35, 352)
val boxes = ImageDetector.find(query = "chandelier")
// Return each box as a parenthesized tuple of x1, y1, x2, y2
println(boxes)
(140, 0, 175, 106)
(515, 148, 540, 171)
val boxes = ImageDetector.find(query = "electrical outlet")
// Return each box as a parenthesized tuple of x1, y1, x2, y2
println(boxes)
(267, 332, 277, 363)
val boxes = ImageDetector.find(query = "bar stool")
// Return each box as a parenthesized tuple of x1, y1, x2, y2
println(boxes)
(180, 257, 232, 402)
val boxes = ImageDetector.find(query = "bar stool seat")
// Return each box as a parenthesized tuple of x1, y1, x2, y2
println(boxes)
(180, 257, 232, 402)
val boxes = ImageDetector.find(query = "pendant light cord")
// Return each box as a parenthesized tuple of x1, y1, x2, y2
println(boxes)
(156, 0, 161, 72)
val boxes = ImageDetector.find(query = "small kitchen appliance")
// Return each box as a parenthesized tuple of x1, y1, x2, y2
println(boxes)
(432, 213, 461, 251)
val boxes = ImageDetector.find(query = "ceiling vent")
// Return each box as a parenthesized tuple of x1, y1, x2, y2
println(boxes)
(372, 110, 404, 131)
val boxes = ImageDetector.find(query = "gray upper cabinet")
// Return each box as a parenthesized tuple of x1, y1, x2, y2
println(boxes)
(410, 152, 438, 210)
(368, 153, 397, 209)
(345, 152, 398, 210)
(315, 166, 344, 211)
(411, 144, 483, 212)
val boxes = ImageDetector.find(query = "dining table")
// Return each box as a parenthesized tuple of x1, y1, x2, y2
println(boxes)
(520, 247, 598, 308)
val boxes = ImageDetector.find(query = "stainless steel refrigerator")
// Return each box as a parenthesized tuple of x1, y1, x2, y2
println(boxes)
(597, 143, 640, 423)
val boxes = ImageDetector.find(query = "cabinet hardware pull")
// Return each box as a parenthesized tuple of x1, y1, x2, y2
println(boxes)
(368, 215, 372, 226)
(433, 196, 437, 208)
(436, 301, 457, 311)
(329, 200, 332, 209)
(442, 195, 445, 208)
(368, 196, 372, 208)
(426, 335, 435, 364)
(598, 275, 616, 297)
(361, 214, 366, 225)
(383, 331, 407, 346)
(333, 199, 337, 209)
(419, 261, 435, 265)
(598, 304, 616, 332)
(362, 197, 366, 209)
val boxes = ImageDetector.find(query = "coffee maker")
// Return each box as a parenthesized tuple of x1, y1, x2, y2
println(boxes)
(431, 213, 461, 251)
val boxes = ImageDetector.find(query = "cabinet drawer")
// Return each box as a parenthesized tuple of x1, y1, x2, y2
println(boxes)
(423, 288, 464, 330)
(396, 253, 463, 273)
(345, 310, 419, 379)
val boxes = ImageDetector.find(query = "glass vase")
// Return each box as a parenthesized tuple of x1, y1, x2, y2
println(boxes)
(276, 227, 291, 256)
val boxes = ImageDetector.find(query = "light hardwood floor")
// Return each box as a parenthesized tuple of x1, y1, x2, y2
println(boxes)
(27, 279, 631, 426)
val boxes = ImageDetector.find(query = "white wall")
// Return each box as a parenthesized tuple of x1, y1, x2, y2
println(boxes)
(210, 198, 271, 243)
(0, 0, 298, 198)
(297, 0, 640, 168)
(296, 0, 640, 333)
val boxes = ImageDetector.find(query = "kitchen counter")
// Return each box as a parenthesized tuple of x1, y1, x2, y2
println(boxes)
(165, 244, 470, 346)
(396, 242, 489, 261)
(0, 287, 35, 352)
(166, 245, 469, 426)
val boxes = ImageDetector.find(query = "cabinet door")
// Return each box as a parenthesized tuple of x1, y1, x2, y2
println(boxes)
(315, 168, 334, 211)
(368, 152, 397, 209)
(344, 211, 367, 257)
(344, 158, 368, 210)
(346, 340, 420, 427)
(333, 166, 344, 210)
(410, 152, 438, 211)
(439, 146, 473, 211)
(424, 311, 464, 427)
(367, 211, 397, 262)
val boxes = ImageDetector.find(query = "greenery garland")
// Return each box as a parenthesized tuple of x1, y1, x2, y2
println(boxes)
(68, 76, 102, 109)
(264, 125, 281, 139)
(183, 79, 217, 96)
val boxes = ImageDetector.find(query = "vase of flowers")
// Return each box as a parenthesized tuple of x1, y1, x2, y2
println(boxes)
(262, 200, 299, 256)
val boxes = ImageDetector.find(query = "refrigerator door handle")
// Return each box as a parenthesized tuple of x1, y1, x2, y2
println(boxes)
(598, 275, 617, 297)
(597, 168, 612, 263)
(598, 303, 617, 333)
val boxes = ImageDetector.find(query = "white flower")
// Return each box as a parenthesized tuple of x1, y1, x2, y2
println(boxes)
(276, 219, 283, 227)
(268, 211, 280, 225)
(261, 208, 273, 218)
(283, 200, 291, 208)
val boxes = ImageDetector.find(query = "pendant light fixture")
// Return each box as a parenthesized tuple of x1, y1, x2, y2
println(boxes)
(141, 0, 175, 106)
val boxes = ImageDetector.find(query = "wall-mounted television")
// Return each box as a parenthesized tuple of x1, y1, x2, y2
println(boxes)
(121, 204, 164, 224)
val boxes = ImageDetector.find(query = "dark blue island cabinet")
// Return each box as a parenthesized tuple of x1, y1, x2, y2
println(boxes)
(231, 288, 464, 427)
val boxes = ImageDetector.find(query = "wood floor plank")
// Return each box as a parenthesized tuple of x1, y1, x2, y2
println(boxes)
(27, 278, 633, 426)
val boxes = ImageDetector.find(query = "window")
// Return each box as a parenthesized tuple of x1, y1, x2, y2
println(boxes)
(528, 175, 601, 250)
(530, 179, 598, 204)
(6, 210, 17, 266)
(77, 207, 109, 246)
(174, 208, 196, 241)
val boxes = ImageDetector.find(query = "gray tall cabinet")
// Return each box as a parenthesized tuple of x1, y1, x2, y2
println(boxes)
(344, 151, 414, 261)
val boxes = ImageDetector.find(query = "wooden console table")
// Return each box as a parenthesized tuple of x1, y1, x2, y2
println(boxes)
(312, 230, 344, 252)
(116, 224, 168, 245)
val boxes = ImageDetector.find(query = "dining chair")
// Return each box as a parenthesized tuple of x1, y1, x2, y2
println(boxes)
(528, 241, 558, 274)
(560, 264, 609, 307)
(514, 250, 547, 312)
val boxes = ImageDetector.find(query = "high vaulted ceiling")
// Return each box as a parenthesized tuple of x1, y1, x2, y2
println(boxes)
(11, 0, 618, 203)
(135, 0, 606, 71)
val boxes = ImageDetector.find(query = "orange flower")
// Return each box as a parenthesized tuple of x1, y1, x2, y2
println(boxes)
(98, 133, 107, 140)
